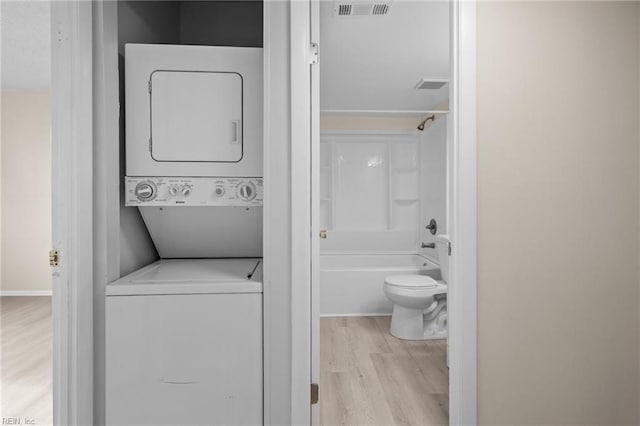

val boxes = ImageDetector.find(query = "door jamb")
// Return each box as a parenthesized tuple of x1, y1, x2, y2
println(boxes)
(290, 0, 314, 424)
(289, 0, 478, 424)
(448, 0, 478, 424)
(51, 2, 94, 425)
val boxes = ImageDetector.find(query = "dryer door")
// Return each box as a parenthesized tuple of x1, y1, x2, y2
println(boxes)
(150, 70, 243, 163)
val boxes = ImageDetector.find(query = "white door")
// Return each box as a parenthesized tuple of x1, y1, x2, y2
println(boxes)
(51, 2, 94, 424)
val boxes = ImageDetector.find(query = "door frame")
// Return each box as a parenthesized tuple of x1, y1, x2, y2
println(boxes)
(289, 0, 478, 424)
(51, 2, 94, 425)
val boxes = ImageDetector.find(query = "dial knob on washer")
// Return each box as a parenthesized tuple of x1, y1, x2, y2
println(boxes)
(236, 182, 256, 201)
(214, 186, 225, 197)
(134, 181, 156, 201)
(181, 185, 191, 196)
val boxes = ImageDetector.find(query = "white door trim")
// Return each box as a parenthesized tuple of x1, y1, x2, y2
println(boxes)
(51, 2, 94, 425)
(309, 0, 321, 425)
(293, 0, 478, 424)
(290, 0, 313, 424)
(448, 0, 478, 424)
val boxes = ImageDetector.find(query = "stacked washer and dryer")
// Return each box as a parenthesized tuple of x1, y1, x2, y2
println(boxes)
(105, 44, 264, 425)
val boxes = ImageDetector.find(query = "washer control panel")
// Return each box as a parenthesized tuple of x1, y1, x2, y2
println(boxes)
(125, 177, 263, 206)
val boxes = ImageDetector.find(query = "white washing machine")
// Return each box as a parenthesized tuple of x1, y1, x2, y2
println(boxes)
(106, 259, 263, 426)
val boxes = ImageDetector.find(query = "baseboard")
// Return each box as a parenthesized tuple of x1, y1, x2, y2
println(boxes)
(0, 290, 52, 296)
(320, 313, 392, 318)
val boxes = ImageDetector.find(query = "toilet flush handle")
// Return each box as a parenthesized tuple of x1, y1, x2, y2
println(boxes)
(421, 242, 435, 249)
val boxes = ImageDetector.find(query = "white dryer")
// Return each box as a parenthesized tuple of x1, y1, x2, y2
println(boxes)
(106, 259, 263, 426)
(123, 43, 264, 258)
(125, 43, 263, 178)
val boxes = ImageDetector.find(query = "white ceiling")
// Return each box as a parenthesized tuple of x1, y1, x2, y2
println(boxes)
(320, 0, 449, 112)
(1, 0, 51, 90)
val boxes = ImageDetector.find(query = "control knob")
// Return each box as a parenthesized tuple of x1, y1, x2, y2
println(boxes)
(214, 186, 225, 197)
(180, 185, 191, 196)
(236, 181, 257, 201)
(134, 181, 156, 201)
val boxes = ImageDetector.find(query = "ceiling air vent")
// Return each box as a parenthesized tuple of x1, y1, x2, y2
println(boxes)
(338, 4, 352, 15)
(334, 2, 392, 16)
(372, 3, 389, 15)
(414, 79, 448, 90)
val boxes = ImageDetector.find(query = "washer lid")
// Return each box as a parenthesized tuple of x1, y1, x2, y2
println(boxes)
(106, 258, 262, 296)
(385, 274, 438, 288)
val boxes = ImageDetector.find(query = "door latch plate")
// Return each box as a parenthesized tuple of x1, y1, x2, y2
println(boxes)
(49, 250, 60, 267)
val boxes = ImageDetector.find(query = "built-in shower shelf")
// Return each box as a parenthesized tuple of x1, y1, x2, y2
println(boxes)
(392, 198, 418, 202)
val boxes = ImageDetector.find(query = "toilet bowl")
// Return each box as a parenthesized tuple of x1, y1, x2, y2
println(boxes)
(383, 235, 450, 340)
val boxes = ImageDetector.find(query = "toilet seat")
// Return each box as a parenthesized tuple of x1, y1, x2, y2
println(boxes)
(385, 275, 439, 289)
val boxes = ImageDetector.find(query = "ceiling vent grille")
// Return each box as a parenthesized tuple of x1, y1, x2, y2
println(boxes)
(338, 4, 352, 15)
(414, 79, 448, 90)
(335, 2, 392, 16)
(372, 3, 389, 15)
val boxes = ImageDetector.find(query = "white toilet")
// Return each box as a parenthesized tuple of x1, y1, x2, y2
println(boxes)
(383, 235, 450, 340)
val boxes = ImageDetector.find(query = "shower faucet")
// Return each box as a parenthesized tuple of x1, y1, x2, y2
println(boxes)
(421, 242, 435, 249)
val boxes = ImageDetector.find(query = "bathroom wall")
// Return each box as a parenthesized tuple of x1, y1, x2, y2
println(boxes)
(477, 2, 640, 424)
(419, 117, 447, 262)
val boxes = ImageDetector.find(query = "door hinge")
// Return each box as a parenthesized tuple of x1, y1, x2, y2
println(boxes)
(448, 241, 452, 256)
(148, 79, 152, 93)
(49, 250, 60, 267)
(319, 230, 327, 239)
(311, 383, 319, 405)
(309, 43, 319, 65)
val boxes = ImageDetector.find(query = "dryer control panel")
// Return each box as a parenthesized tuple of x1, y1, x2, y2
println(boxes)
(125, 177, 263, 206)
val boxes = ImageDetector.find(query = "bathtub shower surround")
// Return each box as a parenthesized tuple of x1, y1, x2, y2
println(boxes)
(320, 132, 421, 253)
(318, 128, 448, 316)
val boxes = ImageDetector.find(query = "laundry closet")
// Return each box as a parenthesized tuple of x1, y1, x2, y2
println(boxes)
(102, 2, 265, 425)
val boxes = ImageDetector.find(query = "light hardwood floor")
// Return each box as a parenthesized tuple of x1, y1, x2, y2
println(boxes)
(1, 296, 52, 425)
(0, 299, 447, 426)
(320, 316, 448, 426)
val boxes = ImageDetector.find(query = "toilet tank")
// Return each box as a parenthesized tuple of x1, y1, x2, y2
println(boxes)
(435, 234, 450, 283)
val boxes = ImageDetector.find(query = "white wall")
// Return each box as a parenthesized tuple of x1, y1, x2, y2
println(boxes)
(1, 91, 51, 294)
(419, 116, 447, 261)
(477, 2, 640, 423)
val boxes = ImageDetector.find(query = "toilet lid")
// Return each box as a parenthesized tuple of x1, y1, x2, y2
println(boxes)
(385, 275, 438, 288)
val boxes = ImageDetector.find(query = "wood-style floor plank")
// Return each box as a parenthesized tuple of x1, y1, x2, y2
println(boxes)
(1, 299, 449, 426)
(320, 316, 448, 426)
(1, 296, 52, 425)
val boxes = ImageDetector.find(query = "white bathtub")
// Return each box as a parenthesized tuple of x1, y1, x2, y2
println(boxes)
(320, 254, 440, 316)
